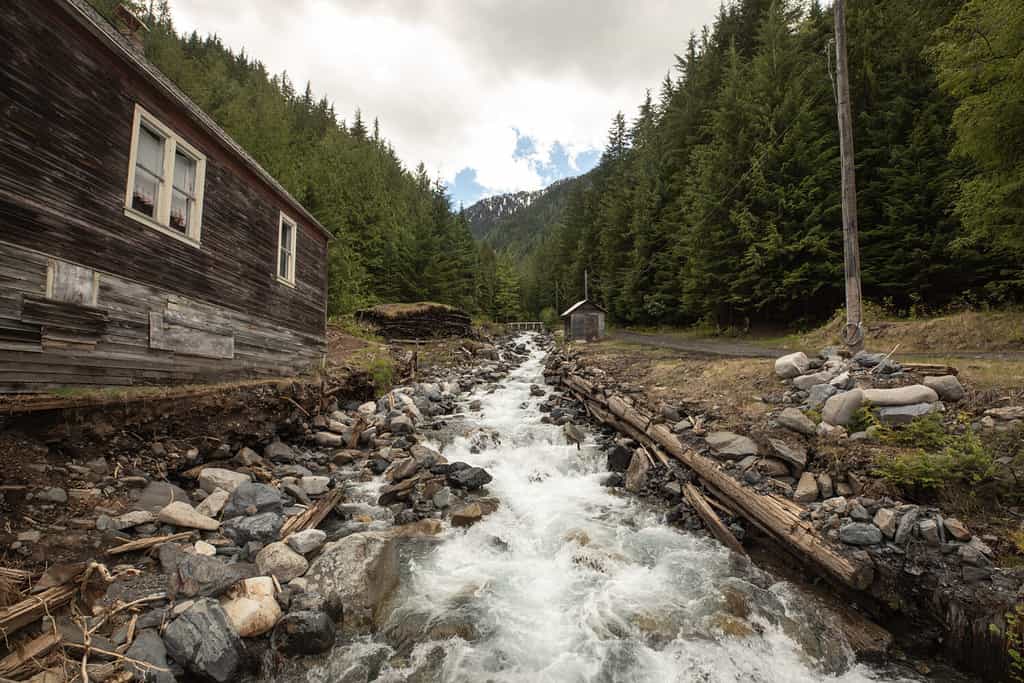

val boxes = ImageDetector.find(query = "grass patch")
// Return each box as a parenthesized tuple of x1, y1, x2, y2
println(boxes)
(329, 314, 385, 343)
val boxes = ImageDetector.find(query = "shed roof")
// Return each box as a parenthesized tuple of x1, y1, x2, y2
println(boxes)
(560, 299, 607, 318)
(60, 0, 333, 243)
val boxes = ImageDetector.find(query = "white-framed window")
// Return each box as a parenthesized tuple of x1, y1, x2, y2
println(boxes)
(277, 212, 297, 286)
(124, 104, 206, 246)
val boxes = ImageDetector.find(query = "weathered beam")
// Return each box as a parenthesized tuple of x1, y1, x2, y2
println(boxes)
(683, 483, 746, 556)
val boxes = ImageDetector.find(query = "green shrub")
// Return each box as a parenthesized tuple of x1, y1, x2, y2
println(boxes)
(879, 413, 948, 451)
(369, 357, 394, 393)
(873, 422, 997, 492)
(848, 406, 881, 434)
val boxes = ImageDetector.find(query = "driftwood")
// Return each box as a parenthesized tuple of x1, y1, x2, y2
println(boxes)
(280, 488, 344, 538)
(106, 532, 194, 556)
(902, 362, 959, 376)
(0, 632, 61, 679)
(559, 368, 874, 591)
(683, 483, 746, 556)
(0, 583, 79, 639)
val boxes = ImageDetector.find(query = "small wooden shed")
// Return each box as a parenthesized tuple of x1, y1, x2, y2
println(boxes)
(561, 299, 606, 341)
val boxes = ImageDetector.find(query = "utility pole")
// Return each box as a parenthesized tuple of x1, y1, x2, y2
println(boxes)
(584, 269, 589, 301)
(834, 0, 864, 352)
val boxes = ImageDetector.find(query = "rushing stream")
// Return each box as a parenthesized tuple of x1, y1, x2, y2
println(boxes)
(300, 334, 916, 682)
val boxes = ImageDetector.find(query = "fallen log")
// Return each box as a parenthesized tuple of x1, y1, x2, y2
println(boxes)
(0, 632, 61, 679)
(0, 584, 78, 639)
(563, 370, 874, 591)
(683, 483, 746, 556)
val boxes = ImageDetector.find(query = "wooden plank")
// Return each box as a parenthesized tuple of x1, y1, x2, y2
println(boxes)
(148, 311, 234, 359)
(683, 483, 746, 556)
(48, 258, 98, 305)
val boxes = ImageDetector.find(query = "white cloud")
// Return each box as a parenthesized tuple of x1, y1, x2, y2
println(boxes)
(169, 0, 720, 201)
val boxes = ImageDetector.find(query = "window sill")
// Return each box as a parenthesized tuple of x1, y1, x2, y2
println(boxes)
(276, 275, 296, 289)
(123, 207, 201, 248)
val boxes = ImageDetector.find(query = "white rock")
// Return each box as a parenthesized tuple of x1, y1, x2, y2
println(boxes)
(198, 468, 250, 494)
(220, 577, 281, 637)
(299, 476, 331, 496)
(195, 488, 230, 518)
(775, 352, 810, 379)
(256, 542, 309, 582)
(822, 389, 864, 426)
(157, 501, 220, 531)
(863, 385, 939, 406)
(195, 540, 217, 556)
(286, 529, 327, 555)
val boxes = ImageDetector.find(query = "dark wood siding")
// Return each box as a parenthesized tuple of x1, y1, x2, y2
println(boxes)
(0, 0, 328, 340)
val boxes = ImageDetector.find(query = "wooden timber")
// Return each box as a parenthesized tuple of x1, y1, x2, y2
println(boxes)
(682, 483, 746, 556)
(558, 368, 874, 591)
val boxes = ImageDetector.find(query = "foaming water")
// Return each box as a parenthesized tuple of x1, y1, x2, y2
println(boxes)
(334, 335, 913, 682)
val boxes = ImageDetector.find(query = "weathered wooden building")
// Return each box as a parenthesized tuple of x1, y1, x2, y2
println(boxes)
(0, 0, 331, 393)
(561, 300, 606, 342)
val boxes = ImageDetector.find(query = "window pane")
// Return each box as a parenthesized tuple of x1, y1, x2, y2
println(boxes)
(279, 248, 289, 279)
(170, 189, 190, 232)
(173, 151, 195, 195)
(132, 168, 160, 217)
(279, 222, 293, 278)
(138, 125, 164, 175)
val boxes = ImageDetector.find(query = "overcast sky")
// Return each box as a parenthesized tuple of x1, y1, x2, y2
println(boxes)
(171, 0, 720, 207)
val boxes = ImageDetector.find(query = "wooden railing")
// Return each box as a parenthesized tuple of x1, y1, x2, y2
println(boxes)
(506, 321, 546, 332)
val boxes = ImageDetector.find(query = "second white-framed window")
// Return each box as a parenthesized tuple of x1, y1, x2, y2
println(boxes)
(277, 212, 297, 286)
(124, 104, 206, 246)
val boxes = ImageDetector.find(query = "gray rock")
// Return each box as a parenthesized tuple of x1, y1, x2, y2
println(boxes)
(256, 542, 309, 582)
(757, 458, 790, 477)
(222, 482, 283, 520)
(794, 472, 819, 503)
(388, 414, 414, 435)
(273, 610, 336, 655)
(878, 403, 935, 425)
(849, 502, 871, 523)
(829, 372, 853, 390)
(198, 468, 250, 494)
(924, 375, 965, 402)
(943, 517, 971, 542)
(264, 440, 296, 462)
(777, 408, 816, 436)
(304, 531, 399, 632)
(807, 384, 838, 409)
(126, 629, 175, 683)
(164, 549, 257, 599)
(624, 450, 651, 493)
(863, 385, 939, 406)
(918, 519, 941, 546)
(706, 431, 759, 457)
(852, 351, 885, 368)
(775, 352, 810, 379)
(767, 439, 807, 471)
(607, 443, 633, 472)
(447, 466, 492, 490)
(894, 507, 919, 545)
(822, 389, 864, 427)
(817, 473, 834, 499)
(162, 599, 243, 683)
(840, 523, 883, 546)
(300, 476, 331, 496)
(286, 529, 327, 555)
(672, 418, 693, 434)
(432, 487, 452, 509)
(873, 508, 897, 539)
(820, 496, 848, 515)
(222, 512, 283, 546)
(794, 370, 836, 391)
(314, 432, 344, 447)
(195, 489, 230, 518)
(35, 487, 68, 504)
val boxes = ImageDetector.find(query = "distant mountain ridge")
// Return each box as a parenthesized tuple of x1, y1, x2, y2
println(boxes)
(464, 176, 586, 255)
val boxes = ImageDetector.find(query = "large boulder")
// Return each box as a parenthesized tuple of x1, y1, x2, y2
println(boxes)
(273, 610, 336, 656)
(775, 352, 810, 379)
(303, 531, 399, 632)
(706, 432, 759, 458)
(923, 375, 965, 402)
(162, 599, 244, 683)
(447, 466, 493, 491)
(624, 450, 651, 493)
(198, 468, 250, 494)
(222, 482, 283, 520)
(822, 389, 863, 426)
(863, 385, 938, 406)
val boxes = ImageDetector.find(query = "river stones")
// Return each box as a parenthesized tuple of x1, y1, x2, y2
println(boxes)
(198, 468, 250, 494)
(878, 403, 936, 425)
(222, 482, 283, 519)
(793, 472, 819, 503)
(303, 531, 399, 633)
(706, 432, 759, 457)
(158, 502, 219, 531)
(839, 523, 882, 546)
(220, 577, 282, 637)
(451, 503, 484, 527)
(273, 609, 336, 655)
(923, 375, 964, 402)
(447, 466, 493, 490)
(256, 542, 309, 582)
(822, 389, 863, 426)
(793, 370, 836, 391)
(873, 508, 897, 539)
(624, 449, 651, 492)
(862, 385, 938, 406)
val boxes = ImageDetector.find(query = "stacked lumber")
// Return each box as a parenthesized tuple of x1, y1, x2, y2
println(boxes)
(557, 365, 875, 592)
(356, 302, 472, 339)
